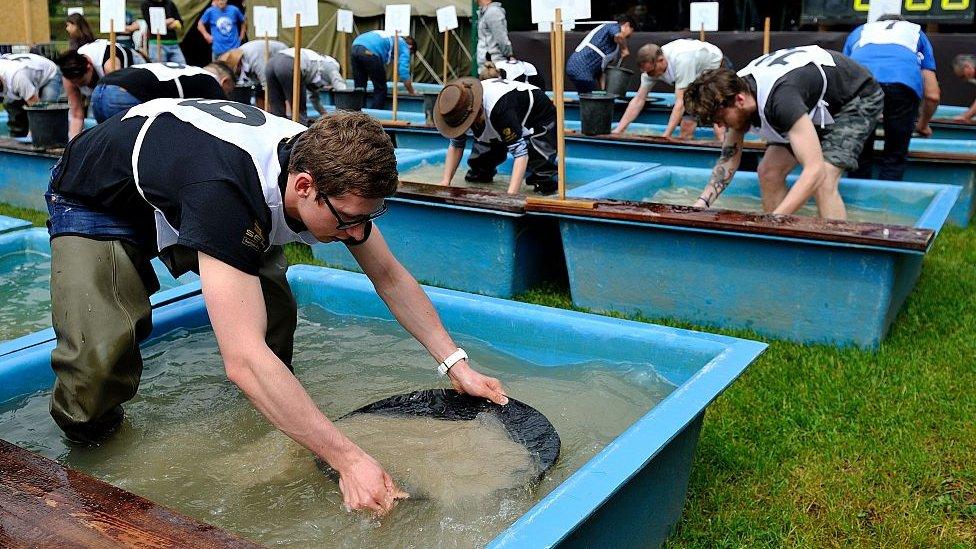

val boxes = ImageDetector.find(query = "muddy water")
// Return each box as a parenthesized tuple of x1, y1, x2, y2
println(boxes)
(0, 304, 675, 548)
(399, 161, 578, 193)
(647, 185, 918, 226)
(0, 250, 51, 340)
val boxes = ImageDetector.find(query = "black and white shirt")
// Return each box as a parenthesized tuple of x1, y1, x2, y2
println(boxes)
(450, 79, 555, 157)
(51, 98, 336, 275)
(99, 63, 226, 101)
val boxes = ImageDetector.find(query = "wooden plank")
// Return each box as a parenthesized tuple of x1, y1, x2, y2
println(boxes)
(0, 137, 63, 157)
(396, 180, 526, 213)
(0, 439, 261, 548)
(929, 117, 976, 127)
(524, 198, 934, 252)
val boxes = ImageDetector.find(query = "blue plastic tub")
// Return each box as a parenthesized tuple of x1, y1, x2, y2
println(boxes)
(0, 227, 199, 354)
(313, 150, 660, 297)
(0, 264, 766, 546)
(548, 167, 960, 348)
(0, 214, 31, 234)
(388, 126, 976, 227)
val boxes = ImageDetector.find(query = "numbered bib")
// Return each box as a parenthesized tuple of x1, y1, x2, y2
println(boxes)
(856, 20, 922, 54)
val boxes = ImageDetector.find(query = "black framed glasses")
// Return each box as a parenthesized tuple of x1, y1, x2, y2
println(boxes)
(322, 194, 388, 230)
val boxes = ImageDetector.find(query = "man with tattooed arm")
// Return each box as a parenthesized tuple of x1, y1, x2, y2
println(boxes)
(684, 46, 882, 220)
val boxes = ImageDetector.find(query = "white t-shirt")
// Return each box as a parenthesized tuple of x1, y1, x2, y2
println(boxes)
(279, 48, 346, 90)
(0, 53, 59, 101)
(640, 39, 724, 92)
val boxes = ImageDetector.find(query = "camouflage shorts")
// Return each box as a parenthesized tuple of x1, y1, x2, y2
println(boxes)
(772, 85, 884, 171)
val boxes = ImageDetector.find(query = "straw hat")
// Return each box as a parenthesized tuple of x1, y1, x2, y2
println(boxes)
(433, 77, 484, 139)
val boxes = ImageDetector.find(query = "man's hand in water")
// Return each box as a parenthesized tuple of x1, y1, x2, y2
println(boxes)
(337, 449, 409, 515)
(448, 362, 509, 405)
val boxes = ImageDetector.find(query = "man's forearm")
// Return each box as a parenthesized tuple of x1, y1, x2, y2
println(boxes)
(507, 154, 528, 194)
(229, 348, 360, 470)
(918, 97, 938, 128)
(441, 144, 464, 185)
(614, 96, 646, 132)
(694, 139, 742, 207)
(663, 102, 684, 138)
(772, 162, 825, 215)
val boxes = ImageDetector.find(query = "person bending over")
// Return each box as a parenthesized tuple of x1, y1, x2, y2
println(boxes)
(265, 48, 346, 125)
(57, 40, 145, 138)
(434, 77, 557, 195)
(684, 46, 883, 220)
(614, 39, 727, 139)
(565, 15, 635, 94)
(45, 103, 508, 515)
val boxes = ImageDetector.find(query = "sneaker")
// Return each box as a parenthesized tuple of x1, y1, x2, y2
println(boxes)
(532, 181, 558, 195)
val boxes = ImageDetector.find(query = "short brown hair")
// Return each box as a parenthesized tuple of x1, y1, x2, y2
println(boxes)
(684, 68, 750, 125)
(289, 112, 398, 200)
(479, 61, 501, 80)
(636, 43, 663, 66)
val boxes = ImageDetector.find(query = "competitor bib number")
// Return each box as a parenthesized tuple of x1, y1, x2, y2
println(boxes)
(178, 99, 267, 127)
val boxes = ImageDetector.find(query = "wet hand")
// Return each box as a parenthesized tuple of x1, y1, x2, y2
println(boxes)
(448, 361, 509, 405)
(953, 114, 971, 122)
(916, 124, 933, 137)
(337, 449, 409, 515)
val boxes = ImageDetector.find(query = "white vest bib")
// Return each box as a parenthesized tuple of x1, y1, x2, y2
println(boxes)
(574, 24, 619, 70)
(122, 98, 315, 251)
(131, 63, 213, 98)
(477, 78, 537, 142)
(738, 46, 837, 144)
(856, 20, 921, 54)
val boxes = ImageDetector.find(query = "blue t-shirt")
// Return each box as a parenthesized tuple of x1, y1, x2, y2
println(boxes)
(843, 21, 935, 98)
(351, 30, 411, 82)
(200, 4, 245, 55)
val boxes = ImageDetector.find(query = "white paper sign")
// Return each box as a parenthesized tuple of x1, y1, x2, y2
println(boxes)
(689, 2, 719, 32)
(67, 7, 84, 16)
(531, 0, 588, 24)
(336, 9, 354, 33)
(254, 6, 279, 37)
(385, 4, 412, 36)
(281, 0, 318, 28)
(867, 0, 901, 23)
(149, 7, 167, 35)
(437, 6, 458, 33)
(99, 0, 126, 34)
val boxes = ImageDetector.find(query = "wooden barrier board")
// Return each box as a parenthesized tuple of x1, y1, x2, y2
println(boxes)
(524, 197, 935, 252)
(0, 439, 260, 548)
(0, 137, 63, 157)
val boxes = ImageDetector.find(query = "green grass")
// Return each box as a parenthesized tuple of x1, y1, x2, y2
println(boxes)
(3, 201, 973, 546)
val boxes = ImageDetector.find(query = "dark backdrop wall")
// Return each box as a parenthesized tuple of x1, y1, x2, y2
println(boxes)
(510, 30, 976, 107)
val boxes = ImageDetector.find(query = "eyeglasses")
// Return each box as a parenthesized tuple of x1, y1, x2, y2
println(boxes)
(322, 194, 388, 230)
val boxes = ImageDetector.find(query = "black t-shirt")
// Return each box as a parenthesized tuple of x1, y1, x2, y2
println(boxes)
(488, 87, 555, 145)
(52, 113, 296, 275)
(746, 51, 878, 136)
(140, 0, 182, 42)
(99, 64, 227, 101)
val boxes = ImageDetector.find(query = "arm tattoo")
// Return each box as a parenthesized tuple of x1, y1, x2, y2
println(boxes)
(719, 142, 740, 161)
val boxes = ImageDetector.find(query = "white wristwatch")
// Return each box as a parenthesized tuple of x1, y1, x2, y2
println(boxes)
(437, 348, 467, 376)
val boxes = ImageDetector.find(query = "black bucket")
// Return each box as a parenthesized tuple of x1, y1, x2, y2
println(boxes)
(332, 88, 365, 111)
(579, 92, 618, 136)
(24, 103, 69, 149)
(422, 92, 440, 125)
(228, 84, 253, 104)
(604, 65, 634, 98)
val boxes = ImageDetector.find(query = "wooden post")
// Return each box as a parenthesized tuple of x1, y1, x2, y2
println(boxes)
(392, 31, 399, 122)
(109, 21, 116, 69)
(264, 33, 270, 110)
(22, 0, 32, 44)
(550, 26, 556, 92)
(292, 14, 302, 122)
(443, 30, 449, 84)
(339, 32, 347, 80)
(763, 17, 771, 54)
(699, 22, 705, 42)
(554, 9, 566, 200)
(156, 33, 162, 62)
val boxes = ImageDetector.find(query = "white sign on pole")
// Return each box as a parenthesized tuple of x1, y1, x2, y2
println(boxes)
(254, 6, 279, 37)
(149, 7, 167, 35)
(281, 0, 318, 28)
(99, 0, 126, 34)
(437, 6, 459, 33)
(531, 0, 588, 24)
(689, 2, 719, 32)
(867, 0, 901, 23)
(67, 7, 84, 16)
(385, 4, 412, 36)
(336, 9, 354, 33)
